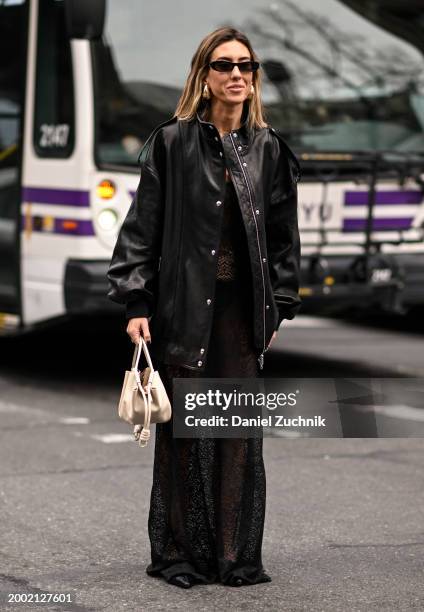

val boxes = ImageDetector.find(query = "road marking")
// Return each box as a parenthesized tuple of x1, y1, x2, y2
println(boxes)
(59, 417, 90, 424)
(264, 427, 310, 438)
(371, 404, 424, 422)
(89, 433, 134, 444)
(0, 400, 52, 417)
(0, 400, 92, 424)
(282, 316, 342, 328)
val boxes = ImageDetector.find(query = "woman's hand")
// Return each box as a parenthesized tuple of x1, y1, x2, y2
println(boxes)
(126, 317, 151, 344)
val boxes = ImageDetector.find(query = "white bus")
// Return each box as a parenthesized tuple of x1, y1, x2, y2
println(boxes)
(1, 0, 424, 335)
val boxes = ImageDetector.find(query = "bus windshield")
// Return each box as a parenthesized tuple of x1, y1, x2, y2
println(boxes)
(92, 0, 424, 167)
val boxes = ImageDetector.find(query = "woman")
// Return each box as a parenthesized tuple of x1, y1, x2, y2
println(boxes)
(107, 27, 301, 588)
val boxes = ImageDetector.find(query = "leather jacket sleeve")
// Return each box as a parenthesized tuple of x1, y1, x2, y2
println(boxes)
(106, 129, 165, 319)
(266, 133, 302, 329)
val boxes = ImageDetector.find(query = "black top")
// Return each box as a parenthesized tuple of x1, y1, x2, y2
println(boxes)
(216, 178, 251, 283)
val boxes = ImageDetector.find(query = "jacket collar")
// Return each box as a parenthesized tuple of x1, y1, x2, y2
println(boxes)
(195, 101, 251, 145)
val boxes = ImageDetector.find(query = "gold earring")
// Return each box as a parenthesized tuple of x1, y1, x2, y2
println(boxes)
(202, 83, 211, 99)
(248, 84, 255, 100)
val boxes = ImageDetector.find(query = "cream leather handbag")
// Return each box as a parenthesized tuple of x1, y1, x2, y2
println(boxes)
(118, 338, 171, 447)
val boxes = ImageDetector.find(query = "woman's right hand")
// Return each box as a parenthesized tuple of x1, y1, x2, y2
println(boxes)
(126, 317, 151, 344)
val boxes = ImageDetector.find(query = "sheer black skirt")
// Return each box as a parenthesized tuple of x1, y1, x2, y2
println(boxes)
(146, 278, 271, 585)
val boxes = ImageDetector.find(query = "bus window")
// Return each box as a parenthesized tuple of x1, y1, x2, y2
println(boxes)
(0, 0, 27, 313)
(33, 0, 74, 158)
(91, 0, 424, 168)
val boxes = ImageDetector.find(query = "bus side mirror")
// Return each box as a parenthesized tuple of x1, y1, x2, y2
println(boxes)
(65, 0, 106, 40)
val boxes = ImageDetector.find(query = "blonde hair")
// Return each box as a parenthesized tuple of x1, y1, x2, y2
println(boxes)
(174, 26, 268, 130)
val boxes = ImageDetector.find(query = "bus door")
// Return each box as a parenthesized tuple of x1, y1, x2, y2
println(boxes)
(0, 0, 28, 315)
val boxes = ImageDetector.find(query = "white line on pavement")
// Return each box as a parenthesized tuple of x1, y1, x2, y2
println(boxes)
(281, 316, 343, 328)
(88, 433, 134, 444)
(59, 417, 91, 424)
(264, 428, 310, 438)
(0, 400, 92, 424)
(0, 400, 52, 417)
(371, 404, 424, 422)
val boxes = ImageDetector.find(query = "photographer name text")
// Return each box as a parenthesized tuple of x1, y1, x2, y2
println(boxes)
(185, 415, 326, 427)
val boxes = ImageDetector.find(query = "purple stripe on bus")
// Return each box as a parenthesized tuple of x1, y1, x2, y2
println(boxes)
(21, 216, 95, 236)
(22, 186, 90, 206)
(343, 217, 413, 231)
(345, 190, 422, 206)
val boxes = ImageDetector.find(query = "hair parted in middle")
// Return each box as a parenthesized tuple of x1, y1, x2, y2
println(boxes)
(174, 26, 268, 130)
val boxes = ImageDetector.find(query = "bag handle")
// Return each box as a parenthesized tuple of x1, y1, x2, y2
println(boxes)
(131, 337, 155, 373)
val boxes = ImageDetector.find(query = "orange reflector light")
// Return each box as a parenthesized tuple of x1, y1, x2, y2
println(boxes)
(96, 180, 116, 199)
(62, 220, 78, 230)
(324, 276, 335, 285)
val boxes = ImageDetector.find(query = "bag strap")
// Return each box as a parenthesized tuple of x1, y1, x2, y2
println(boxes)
(131, 338, 155, 447)
(134, 380, 152, 447)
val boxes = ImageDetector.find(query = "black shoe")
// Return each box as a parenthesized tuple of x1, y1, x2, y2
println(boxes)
(227, 576, 248, 587)
(227, 572, 271, 587)
(168, 573, 195, 589)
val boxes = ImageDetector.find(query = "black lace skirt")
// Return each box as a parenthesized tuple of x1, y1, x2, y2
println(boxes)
(146, 278, 271, 586)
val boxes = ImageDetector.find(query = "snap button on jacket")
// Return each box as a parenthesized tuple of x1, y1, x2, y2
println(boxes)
(107, 111, 301, 371)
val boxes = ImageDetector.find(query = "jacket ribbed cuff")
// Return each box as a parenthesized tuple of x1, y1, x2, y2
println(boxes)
(125, 298, 151, 320)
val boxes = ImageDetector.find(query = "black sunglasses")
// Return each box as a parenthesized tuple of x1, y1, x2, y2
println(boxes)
(208, 60, 260, 73)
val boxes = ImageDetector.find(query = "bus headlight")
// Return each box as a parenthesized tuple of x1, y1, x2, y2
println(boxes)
(96, 179, 116, 199)
(97, 209, 118, 231)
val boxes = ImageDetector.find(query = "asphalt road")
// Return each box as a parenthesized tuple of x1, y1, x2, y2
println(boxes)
(0, 313, 423, 611)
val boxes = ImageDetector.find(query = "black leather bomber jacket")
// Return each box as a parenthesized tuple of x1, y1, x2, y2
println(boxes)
(107, 105, 302, 372)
